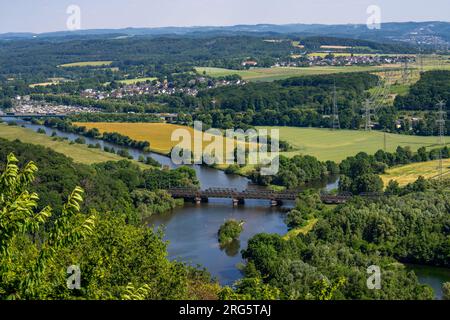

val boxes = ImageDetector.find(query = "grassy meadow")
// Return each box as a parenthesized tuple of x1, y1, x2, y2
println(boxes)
(258, 127, 444, 162)
(0, 123, 147, 167)
(195, 65, 402, 82)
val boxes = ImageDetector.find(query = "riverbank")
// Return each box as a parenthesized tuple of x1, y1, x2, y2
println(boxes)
(0, 122, 150, 167)
(406, 264, 450, 300)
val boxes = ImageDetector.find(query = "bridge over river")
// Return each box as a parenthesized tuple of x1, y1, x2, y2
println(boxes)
(168, 187, 352, 206)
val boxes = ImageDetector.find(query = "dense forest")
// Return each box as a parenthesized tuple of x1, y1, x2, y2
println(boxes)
(0, 151, 221, 299)
(0, 138, 197, 222)
(0, 34, 417, 82)
(231, 180, 450, 300)
(0, 36, 297, 81)
(191, 72, 379, 130)
(395, 70, 450, 111)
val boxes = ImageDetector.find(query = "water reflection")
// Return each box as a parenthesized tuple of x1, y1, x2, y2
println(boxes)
(220, 239, 241, 257)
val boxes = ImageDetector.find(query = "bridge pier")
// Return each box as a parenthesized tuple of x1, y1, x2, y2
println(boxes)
(270, 199, 283, 207)
(201, 197, 209, 203)
(232, 198, 245, 206)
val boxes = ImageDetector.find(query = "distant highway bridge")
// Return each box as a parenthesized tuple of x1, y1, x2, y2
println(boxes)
(168, 187, 352, 206)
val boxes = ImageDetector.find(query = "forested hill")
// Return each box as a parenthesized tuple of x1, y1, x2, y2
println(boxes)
(0, 36, 295, 78)
(1, 21, 448, 44)
(0, 35, 416, 80)
(194, 72, 379, 129)
(394, 70, 450, 111)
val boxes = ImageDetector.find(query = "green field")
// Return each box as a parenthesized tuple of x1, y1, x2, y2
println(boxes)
(58, 61, 113, 68)
(0, 123, 148, 167)
(195, 65, 402, 82)
(259, 127, 445, 162)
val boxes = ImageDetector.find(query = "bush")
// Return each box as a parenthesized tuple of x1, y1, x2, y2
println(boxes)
(145, 157, 161, 167)
(218, 219, 244, 246)
(74, 137, 86, 144)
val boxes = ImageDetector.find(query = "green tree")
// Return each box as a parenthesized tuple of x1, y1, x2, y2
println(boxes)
(0, 153, 96, 299)
(443, 282, 450, 300)
(218, 220, 244, 246)
(351, 173, 384, 194)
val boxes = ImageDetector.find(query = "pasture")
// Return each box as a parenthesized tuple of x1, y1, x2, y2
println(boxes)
(0, 123, 146, 166)
(258, 126, 444, 162)
(195, 65, 402, 82)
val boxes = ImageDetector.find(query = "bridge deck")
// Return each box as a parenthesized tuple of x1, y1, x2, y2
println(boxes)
(168, 187, 351, 204)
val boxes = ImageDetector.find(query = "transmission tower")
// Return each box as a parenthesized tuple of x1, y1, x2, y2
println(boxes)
(364, 99, 373, 131)
(331, 81, 340, 130)
(436, 101, 446, 178)
(402, 59, 411, 84)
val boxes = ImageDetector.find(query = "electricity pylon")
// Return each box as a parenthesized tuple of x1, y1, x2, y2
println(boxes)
(436, 101, 446, 178)
(331, 82, 340, 130)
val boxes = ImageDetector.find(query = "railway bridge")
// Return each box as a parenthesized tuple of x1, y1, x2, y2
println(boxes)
(167, 187, 351, 207)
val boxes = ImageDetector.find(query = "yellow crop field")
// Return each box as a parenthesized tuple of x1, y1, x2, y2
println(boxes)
(381, 158, 450, 186)
(58, 61, 113, 68)
(74, 122, 255, 157)
(117, 77, 158, 84)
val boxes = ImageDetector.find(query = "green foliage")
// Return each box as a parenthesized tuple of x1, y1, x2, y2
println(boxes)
(0, 153, 96, 299)
(286, 191, 323, 230)
(196, 72, 378, 130)
(131, 189, 182, 219)
(310, 277, 346, 300)
(0, 152, 217, 300)
(219, 278, 280, 300)
(443, 282, 450, 300)
(218, 220, 244, 246)
(250, 155, 329, 188)
(238, 181, 449, 300)
(395, 70, 450, 112)
(69, 113, 161, 123)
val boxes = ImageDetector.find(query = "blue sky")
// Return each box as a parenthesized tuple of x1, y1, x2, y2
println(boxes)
(0, 0, 449, 33)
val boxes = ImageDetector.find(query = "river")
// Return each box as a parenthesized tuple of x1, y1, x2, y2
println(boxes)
(2, 118, 449, 298)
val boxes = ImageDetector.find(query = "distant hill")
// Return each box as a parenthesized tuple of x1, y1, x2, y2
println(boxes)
(1, 21, 449, 46)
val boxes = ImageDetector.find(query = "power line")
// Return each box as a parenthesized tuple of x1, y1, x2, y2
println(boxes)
(331, 81, 340, 130)
(364, 99, 373, 131)
(436, 100, 446, 178)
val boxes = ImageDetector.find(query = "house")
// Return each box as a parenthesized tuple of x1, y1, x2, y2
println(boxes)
(242, 60, 258, 67)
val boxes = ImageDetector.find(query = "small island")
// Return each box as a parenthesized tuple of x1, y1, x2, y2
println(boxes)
(218, 219, 245, 246)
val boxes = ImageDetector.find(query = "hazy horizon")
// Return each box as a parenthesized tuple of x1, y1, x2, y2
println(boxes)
(0, 0, 449, 34)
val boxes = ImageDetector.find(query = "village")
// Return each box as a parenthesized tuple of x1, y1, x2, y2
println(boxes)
(274, 54, 416, 67)
(80, 77, 245, 101)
